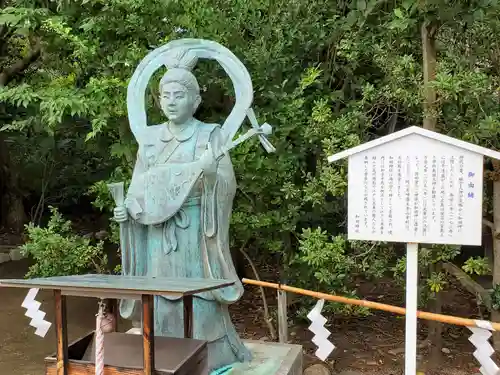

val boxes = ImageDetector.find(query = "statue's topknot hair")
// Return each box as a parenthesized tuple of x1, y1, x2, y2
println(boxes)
(160, 49, 200, 95)
(163, 49, 198, 72)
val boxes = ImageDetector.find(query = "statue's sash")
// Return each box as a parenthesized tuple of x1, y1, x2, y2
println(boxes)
(127, 161, 202, 225)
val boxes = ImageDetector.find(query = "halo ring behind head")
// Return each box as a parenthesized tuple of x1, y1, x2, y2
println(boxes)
(127, 39, 253, 148)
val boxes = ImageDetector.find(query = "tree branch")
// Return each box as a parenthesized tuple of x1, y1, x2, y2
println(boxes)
(0, 26, 15, 57)
(442, 261, 492, 312)
(483, 218, 500, 239)
(0, 42, 41, 87)
(484, 218, 495, 231)
(238, 245, 277, 340)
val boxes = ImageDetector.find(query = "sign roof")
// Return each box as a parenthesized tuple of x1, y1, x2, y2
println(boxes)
(327, 126, 500, 163)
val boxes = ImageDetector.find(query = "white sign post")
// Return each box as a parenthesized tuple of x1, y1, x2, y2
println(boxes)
(328, 126, 500, 375)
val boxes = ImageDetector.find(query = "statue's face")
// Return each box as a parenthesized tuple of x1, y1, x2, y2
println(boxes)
(160, 82, 196, 124)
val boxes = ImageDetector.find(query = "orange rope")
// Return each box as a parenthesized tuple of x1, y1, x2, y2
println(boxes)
(242, 278, 500, 331)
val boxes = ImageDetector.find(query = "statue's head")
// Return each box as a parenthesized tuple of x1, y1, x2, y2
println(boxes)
(159, 50, 201, 125)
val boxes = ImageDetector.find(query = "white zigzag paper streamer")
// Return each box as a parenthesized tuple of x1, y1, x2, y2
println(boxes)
(469, 323, 500, 375)
(22, 288, 51, 337)
(307, 299, 335, 361)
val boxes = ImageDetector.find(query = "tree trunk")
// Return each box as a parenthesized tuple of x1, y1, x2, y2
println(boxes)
(491, 161, 500, 349)
(0, 40, 40, 232)
(428, 264, 443, 367)
(0, 134, 26, 232)
(421, 21, 442, 363)
(422, 22, 437, 131)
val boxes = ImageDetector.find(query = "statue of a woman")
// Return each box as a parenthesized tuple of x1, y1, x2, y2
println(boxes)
(113, 49, 252, 372)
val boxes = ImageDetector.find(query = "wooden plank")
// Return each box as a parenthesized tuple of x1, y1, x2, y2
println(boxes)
(175, 349, 207, 375)
(142, 295, 155, 375)
(61, 290, 142, 300)
(183, 295, 193, 339)
(277, 290, 288, 343)
(0, 275, 234, 298)
(0, 244, 16, 253)
(442, 261, 493, 311)
(45, 360, 155, 375)
(108, 299, 118, 332)
(46, 357, 206, 375)
(54, 290, 68, 375)
(77, 332, 207, 373)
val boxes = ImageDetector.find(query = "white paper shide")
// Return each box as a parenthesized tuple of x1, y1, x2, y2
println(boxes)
(22, 288, 52, 338)
(307, 299, 335, 361)
(468, 325, 500, 375)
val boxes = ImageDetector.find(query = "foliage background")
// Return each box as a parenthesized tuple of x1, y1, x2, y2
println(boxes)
(0, 0, 499, 320)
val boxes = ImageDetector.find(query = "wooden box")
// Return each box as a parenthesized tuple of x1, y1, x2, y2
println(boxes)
(45, 332, 208, 375)
(0, 275, 231, 375)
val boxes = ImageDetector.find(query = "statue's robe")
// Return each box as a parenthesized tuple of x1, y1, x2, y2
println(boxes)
(119, 119, 252, 371)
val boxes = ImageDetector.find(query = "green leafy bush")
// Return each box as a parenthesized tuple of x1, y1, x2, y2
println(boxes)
(463, 257, 491, 276)
(491, 285, 500, 311)
(20, 206, 108, 278)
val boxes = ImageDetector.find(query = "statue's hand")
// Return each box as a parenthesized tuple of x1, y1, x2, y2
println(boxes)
(199, 143, 217, 175)
(113, 205, 128, 223)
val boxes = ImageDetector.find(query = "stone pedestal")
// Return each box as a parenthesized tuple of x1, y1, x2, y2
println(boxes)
(229, 340, 302, 375)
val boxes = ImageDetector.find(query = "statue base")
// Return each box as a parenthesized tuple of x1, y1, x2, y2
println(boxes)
(126, 329, 303, 375)
(221, 339, 303, 375)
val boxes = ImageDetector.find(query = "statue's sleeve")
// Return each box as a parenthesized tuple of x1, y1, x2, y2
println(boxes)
(120, 149, 149, 321)
(201, 126, 244, 303)
(125, 149, 147, 220)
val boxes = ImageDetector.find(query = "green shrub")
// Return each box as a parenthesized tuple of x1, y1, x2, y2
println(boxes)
(20, 206, 108, 278)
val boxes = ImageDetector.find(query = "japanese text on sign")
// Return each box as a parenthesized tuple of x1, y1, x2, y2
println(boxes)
(347, 135, 483, 246)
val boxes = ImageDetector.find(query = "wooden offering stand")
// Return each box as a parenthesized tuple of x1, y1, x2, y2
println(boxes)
(0, 275, 234, 375)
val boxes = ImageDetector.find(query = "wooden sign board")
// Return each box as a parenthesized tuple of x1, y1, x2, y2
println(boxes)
(347, 133, 483, 246)
(328, 126, 500, 247)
